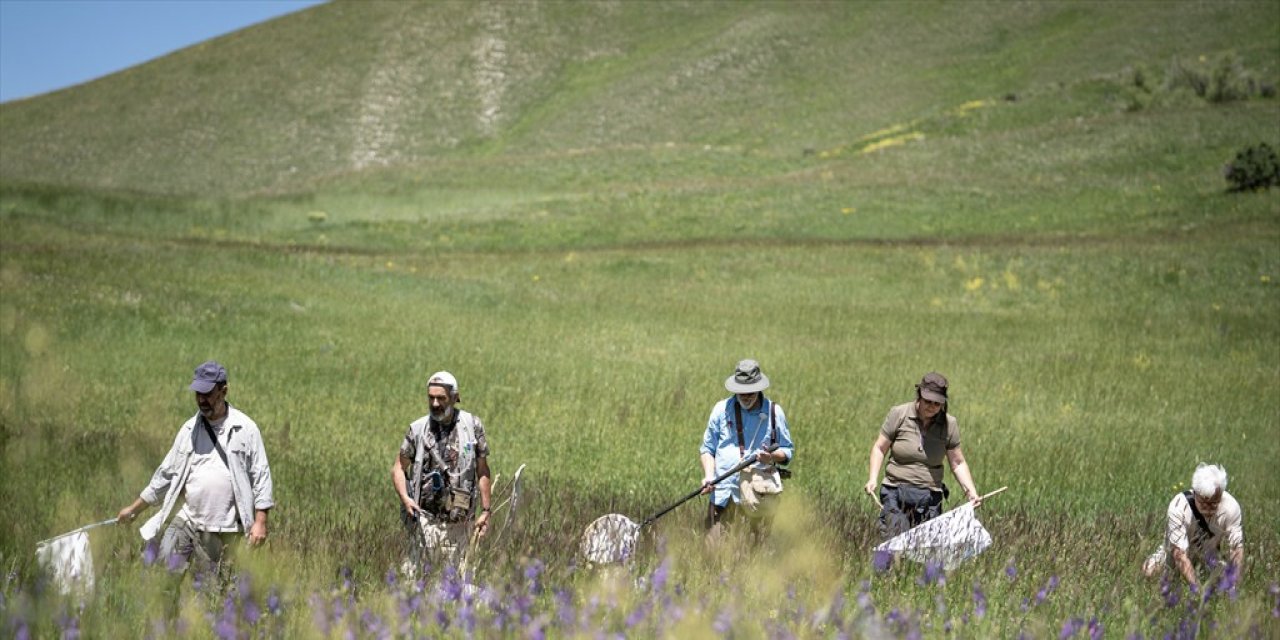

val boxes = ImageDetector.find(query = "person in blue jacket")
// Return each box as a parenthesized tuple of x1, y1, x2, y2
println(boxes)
(698, 359, 794, 543)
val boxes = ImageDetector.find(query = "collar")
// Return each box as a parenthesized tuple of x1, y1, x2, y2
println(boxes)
(196, 404, 240, 430)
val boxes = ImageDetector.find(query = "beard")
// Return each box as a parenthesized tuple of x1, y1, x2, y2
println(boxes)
(430, 406, 454, 422)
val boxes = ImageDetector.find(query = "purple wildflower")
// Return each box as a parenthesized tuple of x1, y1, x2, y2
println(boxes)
(142, 541, 159, 567)
(267, 589, 282, 616)
(625, 602, 650, 629)
(856, 590, 875, 616)
(886, 608, 905, 628)
(385, 568, 397, 587)
(972, 583, 987, 618)
(1270, 582, 1279, 618)
(166, 551, 185, 573)
(440, 566, 462, 601)
(1160, 574, 1179, 608)
(243, 598, 262, 626)
(1087, 616, 1103, 640)
(713, 608, 733, 634)
(1035, 575, 1059, 606)
(56, 608, 80, 640)
(361, 610, 387, 638)
(1217, 560, 1240, 601)
(555, 589, 575, 627)
(1005, 559, 1018, 581)
(213, 596, 237, 640)
(918, 561, 945, 586)
(14, 620, 30, 640)
(514, 594, 534, 625)
(652, 557, 670, 593)
(524, 559, 545, 595)
(872, 550, 893, 573)
(525, 614, 549, 640)
(1059, 617, 1083, 639)
(310, 593, 330, 635)
(459, 602, 477, 635)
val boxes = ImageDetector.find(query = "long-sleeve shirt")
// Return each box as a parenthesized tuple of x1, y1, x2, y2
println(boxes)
(700, 395, 793, 507)
(138, 405, 274, 541)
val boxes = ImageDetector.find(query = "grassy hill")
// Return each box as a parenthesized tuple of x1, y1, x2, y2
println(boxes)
(1, 0, 1277, 198)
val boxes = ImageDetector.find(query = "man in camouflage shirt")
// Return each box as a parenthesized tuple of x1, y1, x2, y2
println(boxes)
(391, 371, 492, 575)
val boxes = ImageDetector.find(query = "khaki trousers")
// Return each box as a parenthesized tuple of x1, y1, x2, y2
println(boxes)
(403, 516, 472, 577)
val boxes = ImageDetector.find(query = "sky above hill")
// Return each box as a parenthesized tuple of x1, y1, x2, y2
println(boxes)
(0, 0, 325, 103)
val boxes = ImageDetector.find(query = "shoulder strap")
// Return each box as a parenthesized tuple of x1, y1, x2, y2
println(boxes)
(1182, 490, 1211, 534)
(199, 415, 230, 469)
(770, 402, 778, 447)
(732, 398, 780, 459)
(732, 399, 746, 458)
(425, 421, 450, 471)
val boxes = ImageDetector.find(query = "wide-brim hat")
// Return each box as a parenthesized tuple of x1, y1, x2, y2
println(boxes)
(725, 359, 770, 393)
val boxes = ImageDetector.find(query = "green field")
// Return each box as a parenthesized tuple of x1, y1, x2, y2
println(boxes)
(2, 1, 1279, 637)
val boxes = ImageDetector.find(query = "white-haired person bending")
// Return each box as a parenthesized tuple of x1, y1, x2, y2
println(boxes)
(1142, 463, 1244, 589)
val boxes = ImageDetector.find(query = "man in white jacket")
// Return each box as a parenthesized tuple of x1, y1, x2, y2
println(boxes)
(117, 361, 274, 578)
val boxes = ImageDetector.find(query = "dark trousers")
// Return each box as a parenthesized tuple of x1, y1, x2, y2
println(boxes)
(878, 484, 944, 540)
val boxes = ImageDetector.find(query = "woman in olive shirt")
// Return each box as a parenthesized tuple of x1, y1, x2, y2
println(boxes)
(864, 372, 981, 539)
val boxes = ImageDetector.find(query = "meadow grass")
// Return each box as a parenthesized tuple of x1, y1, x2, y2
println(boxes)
(1, 203, 1277, 636)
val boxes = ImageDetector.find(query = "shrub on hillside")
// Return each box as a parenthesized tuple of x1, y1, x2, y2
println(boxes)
(1161, 52, 1267, 104)
(1161, 56, 1209, 99)
(1116, 64, 1155, 112)
(1206, 52, 1259, 103)
(1223, 143, 1280, 192)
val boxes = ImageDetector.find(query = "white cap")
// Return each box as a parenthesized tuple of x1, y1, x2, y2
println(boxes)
(427, 371, 458, 396)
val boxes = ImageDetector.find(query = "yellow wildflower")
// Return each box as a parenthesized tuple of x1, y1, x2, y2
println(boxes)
(860, 132, 924, 154)
(1132, 353, 1152, 371)
(859, 123, 909, 142)
(1003, 269, 1020, 291)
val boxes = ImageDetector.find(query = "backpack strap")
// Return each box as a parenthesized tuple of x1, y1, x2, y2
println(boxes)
(1182, 490, 1212, 535)
(770, 402, 778, 447)
(731, 397, 782, 464)
(732, 399, 746, 458)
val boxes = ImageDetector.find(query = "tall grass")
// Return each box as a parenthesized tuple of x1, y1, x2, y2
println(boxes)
(1, 210, 1277, 636)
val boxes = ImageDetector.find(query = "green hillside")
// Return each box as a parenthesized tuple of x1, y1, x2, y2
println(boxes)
(1, 0, 1277, 198)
